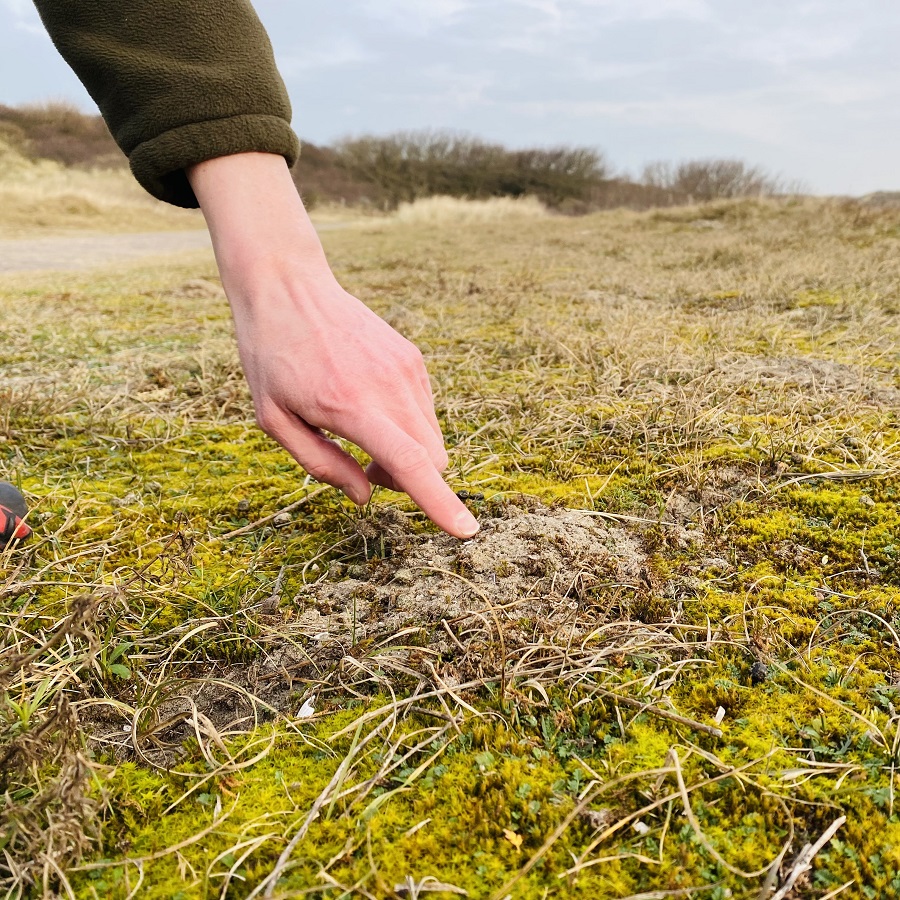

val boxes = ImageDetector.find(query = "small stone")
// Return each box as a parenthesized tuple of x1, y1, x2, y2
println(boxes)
(859, 495, 875, 508)
(237, 499, 250, 514)
(750, 660, 768, 685)
(258, 595, 279, 614)
(272, 512, 292, 528)
(111, 492, 140, 508)
(347, 564, 368, 580)
(145, 481, 162, 494)
(581, 808, 613, 831)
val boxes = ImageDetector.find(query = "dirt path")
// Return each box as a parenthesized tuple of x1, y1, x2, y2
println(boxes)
(0, 230, 213, 274)
(0, 223, 349, 274)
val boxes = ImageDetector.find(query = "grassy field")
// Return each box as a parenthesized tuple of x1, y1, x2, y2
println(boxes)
(3, 196, 900, 899)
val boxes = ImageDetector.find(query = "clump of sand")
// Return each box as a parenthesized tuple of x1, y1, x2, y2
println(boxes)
(294, 501, 651, 652)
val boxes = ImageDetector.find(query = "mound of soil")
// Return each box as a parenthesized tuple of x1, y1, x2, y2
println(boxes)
(292, 502, 650, 653)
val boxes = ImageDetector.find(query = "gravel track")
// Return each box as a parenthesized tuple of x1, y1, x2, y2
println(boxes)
(0, 230, 212, 273)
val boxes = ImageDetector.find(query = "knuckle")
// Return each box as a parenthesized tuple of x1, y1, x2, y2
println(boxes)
(314, 388, 346, 419)
(405, 345, 426, 371)
(303, 461, 336, 484)
(388, 442, 430, 477)
(255, 406, 279, 437)
(395, 341, 424, 373)
(313, 384, 358, 423)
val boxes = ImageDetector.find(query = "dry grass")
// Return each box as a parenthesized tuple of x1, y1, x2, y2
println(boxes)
(0, 141, 202, 237)
(2, 196, 900, 898)
(393, 194, 547, 225)
(0, 593, 102, 894)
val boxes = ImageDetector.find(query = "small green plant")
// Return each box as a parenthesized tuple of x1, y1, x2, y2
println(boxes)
(95, 640, 133, 681)
(2, 674, 59, 733)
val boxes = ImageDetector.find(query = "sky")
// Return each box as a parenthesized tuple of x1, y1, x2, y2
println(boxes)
(1, 0, 898, 195)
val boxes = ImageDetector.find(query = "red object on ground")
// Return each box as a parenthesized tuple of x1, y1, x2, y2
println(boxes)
(0, 483, 31, 547)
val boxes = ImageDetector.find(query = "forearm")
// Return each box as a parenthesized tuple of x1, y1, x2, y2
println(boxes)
(34, 2, 479, 537)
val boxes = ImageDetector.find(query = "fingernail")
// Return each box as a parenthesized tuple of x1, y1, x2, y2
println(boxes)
(455, 510, 480, 538)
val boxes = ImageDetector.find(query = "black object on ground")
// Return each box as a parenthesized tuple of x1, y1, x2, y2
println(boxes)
(750, 659, 768, 685)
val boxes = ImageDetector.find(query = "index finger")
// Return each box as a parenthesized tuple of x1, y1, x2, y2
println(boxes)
(362, 419, 479, 539)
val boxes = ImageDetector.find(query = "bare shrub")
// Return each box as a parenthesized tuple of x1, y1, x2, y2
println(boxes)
(334, 129, 610, 209)
(642, 158, 784, 202)
(290, 139, 378, 210)
(0, 101, 124, 169)
(0, 101, 813, 216)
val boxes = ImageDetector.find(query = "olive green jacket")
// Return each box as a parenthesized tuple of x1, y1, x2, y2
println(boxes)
(33, 0, 300, 207)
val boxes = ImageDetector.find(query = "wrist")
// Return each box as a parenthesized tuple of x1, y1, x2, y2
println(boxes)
(187, 152, 333, 286)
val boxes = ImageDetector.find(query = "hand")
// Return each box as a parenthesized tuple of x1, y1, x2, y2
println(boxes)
(187, 152, 479, 539)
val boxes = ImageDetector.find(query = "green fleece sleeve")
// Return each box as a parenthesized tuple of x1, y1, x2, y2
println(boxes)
(32, 0, 300, 207)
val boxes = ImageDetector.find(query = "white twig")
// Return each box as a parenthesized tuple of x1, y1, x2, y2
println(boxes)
(769, 816, 846, 900)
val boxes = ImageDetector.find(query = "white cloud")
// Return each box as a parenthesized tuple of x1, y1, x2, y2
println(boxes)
(421, 65, 496, 110)
(725, 13, 863, 67)
(1, 0, 47, 36)
(360, 0, 473, 34)
(574, 0, 712, 23)
(278, 38, 374, 76)
(494, 0, 713, 56)
(510, 63, 899, 149)
(574, 59, 670, 82)
(510, 94, 786, 144)
(509, 0, 713, 22)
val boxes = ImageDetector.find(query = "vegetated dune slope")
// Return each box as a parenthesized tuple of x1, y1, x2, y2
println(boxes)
(0, 139, 201, 237)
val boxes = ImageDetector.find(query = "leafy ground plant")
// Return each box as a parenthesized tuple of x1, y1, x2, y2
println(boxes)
(2, 196, 900, 898)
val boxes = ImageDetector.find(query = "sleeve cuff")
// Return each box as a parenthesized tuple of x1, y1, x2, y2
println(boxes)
(129, 114, 301, 208)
